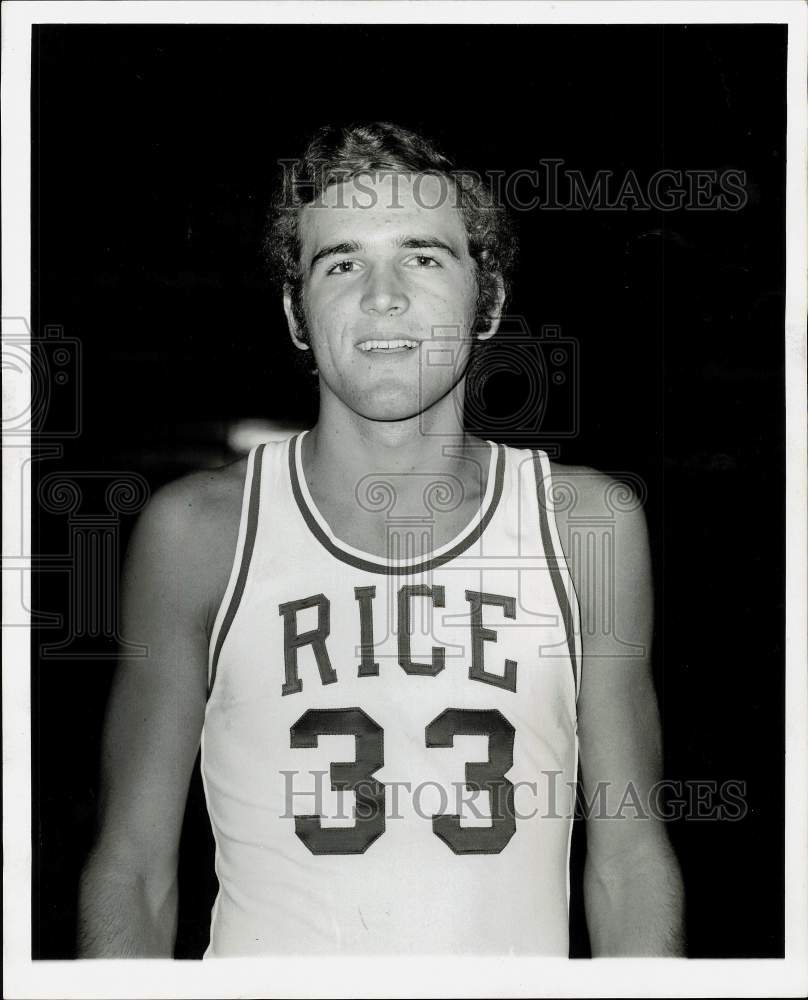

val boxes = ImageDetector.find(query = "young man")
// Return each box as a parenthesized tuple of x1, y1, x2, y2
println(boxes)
(78, 122, 684, 957)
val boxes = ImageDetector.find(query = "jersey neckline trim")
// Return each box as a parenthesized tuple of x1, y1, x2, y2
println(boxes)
(288, 431, 506, 576)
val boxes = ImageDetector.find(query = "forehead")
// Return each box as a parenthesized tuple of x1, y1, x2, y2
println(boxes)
(298, 172, 468, 257)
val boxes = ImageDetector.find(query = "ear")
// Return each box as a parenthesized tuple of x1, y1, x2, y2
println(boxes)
(283, 286, 310, 350)
(476, 272, 506, 342)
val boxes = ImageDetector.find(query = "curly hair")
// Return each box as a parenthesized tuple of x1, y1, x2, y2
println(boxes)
(264, 122, 518, 342)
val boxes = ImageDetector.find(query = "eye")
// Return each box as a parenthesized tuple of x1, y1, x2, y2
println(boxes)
(326, 259, 359, 275)
(406, 254, 440, 268)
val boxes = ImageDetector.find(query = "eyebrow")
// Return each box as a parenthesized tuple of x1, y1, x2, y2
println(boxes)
(308, 241, 361, 273)
(308, 236, 461, 273)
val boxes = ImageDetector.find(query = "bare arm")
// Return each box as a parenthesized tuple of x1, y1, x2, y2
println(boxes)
(77, 474, 232, 957)
(556, 468, 685, 956)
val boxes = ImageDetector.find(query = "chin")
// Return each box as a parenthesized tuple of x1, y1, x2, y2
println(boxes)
(356, 402, 424, 424)
(351, 387, 432, 423)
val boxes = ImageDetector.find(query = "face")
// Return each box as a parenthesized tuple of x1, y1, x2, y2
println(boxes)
(285, 171, 499, 423)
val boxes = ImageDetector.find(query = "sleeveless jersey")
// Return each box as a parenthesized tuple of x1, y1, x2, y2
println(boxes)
(201, 432, 582, 956)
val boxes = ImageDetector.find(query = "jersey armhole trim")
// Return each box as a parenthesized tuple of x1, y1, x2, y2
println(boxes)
(207, 443, 266, 697)
(532, 450, 582, 701)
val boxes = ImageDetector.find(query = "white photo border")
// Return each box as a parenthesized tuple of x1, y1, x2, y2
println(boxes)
(3, 2, 806, 997)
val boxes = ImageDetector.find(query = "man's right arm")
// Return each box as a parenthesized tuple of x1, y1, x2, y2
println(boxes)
(77, 474, 227, 957)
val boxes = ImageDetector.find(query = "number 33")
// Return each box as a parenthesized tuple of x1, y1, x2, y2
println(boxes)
(289, 707, 516, 856)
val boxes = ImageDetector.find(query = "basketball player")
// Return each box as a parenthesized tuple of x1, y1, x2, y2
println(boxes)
(78, 123, 684, 957)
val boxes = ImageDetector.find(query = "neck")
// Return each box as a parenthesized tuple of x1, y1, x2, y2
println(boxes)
(303, 379, 490, 505)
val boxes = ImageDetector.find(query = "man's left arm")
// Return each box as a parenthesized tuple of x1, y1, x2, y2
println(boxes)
(560, 470, 685, 956)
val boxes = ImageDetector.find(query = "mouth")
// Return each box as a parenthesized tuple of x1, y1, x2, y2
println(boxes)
(356, 338, 420, 354)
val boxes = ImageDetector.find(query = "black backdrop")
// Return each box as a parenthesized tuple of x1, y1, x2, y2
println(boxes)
(31, 23, 786, 959)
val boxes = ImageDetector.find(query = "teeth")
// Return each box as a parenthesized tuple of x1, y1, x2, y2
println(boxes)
(358, 339, 418, 351)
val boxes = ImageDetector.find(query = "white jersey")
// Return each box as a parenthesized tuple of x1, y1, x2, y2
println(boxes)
(201, 432, 581, 956)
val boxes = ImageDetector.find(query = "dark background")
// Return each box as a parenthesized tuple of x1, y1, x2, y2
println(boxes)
(31, 24, 786, 959)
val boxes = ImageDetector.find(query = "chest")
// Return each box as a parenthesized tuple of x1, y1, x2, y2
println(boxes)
(309, 488, 486, 560)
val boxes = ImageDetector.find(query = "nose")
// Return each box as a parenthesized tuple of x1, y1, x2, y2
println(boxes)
(359, 262, 409, 317)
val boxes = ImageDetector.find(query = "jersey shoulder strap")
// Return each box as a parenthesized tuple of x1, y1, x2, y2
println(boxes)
(207, 442, 267, 694)
(531, 448, 582, 700)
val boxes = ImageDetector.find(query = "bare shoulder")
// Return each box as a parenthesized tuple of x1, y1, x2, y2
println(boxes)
(150, 454, 248, 526)
(125, 454, 250, 639)
(546, 460, 651, 612)
(547, 460, 648, 540)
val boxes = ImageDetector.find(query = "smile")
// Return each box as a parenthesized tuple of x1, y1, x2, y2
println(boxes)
(357, 339, 420, 353)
